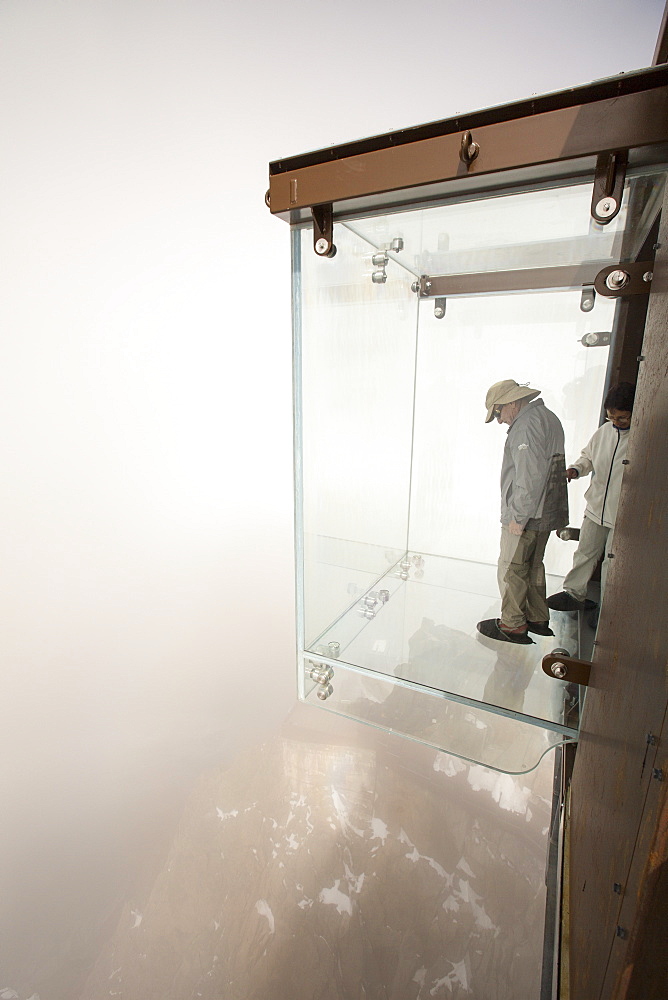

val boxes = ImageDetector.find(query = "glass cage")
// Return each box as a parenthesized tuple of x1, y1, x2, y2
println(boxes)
(275, 69, 668, 772)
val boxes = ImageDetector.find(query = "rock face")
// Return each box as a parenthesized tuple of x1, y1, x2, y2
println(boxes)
(81, 709, 553, 1000)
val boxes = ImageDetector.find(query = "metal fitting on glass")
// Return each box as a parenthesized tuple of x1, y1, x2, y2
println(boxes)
(550, 662, 568, 679)
(434, 297, 446, 319)
(372, 252, 389, 266)
(580, 331, 611, 347)
(378, 590, 390, 604)
(390, 237, 404, 253)
(372, 269, 387, 284)
(580, 285, 596, 312)
(307, 661, 335, 700)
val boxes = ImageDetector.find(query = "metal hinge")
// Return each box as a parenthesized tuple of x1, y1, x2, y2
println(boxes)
(311, 203, 337, 258)
(595, 261, 654, 297)
(591, 151, 627, 225)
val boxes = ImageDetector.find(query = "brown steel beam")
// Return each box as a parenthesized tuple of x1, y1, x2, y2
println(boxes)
(268, 85, 668, 220)
(417, 263, 607, 297)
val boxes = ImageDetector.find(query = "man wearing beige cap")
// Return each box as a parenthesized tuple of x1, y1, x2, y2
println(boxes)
(477, 380, 568, 645)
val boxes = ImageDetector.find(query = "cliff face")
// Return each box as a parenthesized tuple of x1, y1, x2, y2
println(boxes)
(81, 710, 552, 1000)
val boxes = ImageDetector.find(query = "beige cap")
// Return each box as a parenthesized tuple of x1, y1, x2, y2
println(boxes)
(485, 380, 540, 423)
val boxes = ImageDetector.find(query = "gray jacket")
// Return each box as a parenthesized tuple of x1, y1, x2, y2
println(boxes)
(500, 398, 569, 531)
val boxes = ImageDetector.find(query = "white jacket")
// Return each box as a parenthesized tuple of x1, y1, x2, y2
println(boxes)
(570, 421, 630, 529)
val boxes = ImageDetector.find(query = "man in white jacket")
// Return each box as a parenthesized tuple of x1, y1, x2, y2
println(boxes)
(547, 381, 635, 612)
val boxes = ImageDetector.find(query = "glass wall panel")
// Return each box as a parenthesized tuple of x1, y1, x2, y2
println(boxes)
(297, 223, 419, 651)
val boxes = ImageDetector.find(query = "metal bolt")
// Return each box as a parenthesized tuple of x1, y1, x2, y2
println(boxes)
(378, 590, 390, 604)
(608, 552, 615, 558)
(605, 269, 630, 291)
(434, 305, 445, 318)
(613, 883, 623, 894)
(328, 641, 340, 658)
(637, 355, 646, 361)
(643, 271, 653, 283)
(653, 768, 664, 782)
(317, 683, 333, 701)
(653, 243, 662, 250)
(315, 238, 329, 255)
(596, 196, 617, 219)
(616, 926, 628, 940)
(372, 252, 388, 266)
(647, 733, 657, 746)
(551, 662, 568, 679)
(581, 296, 594, 312)
(411, 280, 420, 293)
(391, 237, 404, 252)
(425, 280, 432, 291)
(372, 270, 387, 284)
(622, 460, 629, 465)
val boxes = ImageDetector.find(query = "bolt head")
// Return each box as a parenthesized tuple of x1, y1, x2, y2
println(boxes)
(551, 662, 568, 679)
(315, 238, 329, 255)
(605, 269, 630, 291)
(643, 271, 653, 282)
(596, 196, 617, 219)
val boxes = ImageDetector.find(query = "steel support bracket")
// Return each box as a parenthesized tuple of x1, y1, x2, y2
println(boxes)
(594, 261, 654, 297)
(311, 203, 336, 258)
(591, 150, 628, 225)
(542, 654, 591, 686)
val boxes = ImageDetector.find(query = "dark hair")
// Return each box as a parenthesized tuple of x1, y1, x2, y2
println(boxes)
(604, 381, 635, 412)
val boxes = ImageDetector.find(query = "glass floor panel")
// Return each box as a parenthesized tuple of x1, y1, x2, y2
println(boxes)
(304, 550, 580, 749)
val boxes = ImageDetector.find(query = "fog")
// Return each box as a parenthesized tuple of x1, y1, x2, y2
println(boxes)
(0, 0, 664, 996)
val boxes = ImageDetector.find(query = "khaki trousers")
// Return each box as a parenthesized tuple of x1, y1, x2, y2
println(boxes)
(562, 514, 612, 601)
(497, 526, 551, 628)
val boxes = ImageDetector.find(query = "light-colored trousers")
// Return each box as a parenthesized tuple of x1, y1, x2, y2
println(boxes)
(497, 527, 551, 628)
(562, 513, 613, 601)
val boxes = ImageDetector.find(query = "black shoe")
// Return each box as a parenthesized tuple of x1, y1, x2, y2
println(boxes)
(527, 621, 554, 636)
(476, 618, 534, 645)
(546, 591, 585, 612)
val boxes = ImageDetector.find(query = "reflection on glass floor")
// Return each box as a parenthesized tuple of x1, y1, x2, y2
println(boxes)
(304, 551, 580, 772)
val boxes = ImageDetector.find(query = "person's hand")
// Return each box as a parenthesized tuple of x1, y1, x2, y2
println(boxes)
(509, 520, 524, 536)
(566, 467, 579, 482)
